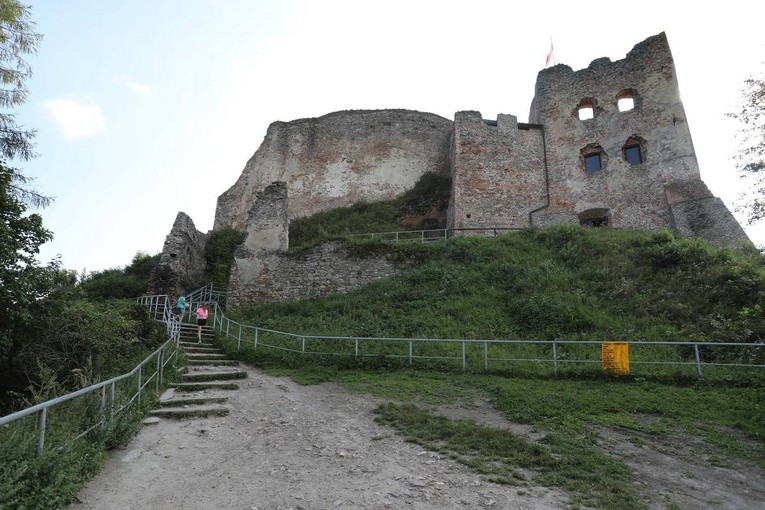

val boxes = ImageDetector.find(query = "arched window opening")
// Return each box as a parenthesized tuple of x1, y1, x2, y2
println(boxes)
(579, 208, 610, 228)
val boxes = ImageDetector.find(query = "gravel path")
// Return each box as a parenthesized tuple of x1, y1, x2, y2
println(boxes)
(72, 365, 568, 510)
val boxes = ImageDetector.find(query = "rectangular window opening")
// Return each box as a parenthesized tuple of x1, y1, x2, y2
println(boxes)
(585, 154, 602, 172)
(624, 145, 642, 165)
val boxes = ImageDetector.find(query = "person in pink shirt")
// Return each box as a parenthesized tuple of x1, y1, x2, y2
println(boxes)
(195, 303, 209, 343)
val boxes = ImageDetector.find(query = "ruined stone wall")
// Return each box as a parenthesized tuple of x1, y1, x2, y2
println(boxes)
(528, 32, 701, 230)
(215, 109, 453, 231)
(148, 212, 207, 297)
(447, 112, 546, 231)
(227, 242, 413, 308)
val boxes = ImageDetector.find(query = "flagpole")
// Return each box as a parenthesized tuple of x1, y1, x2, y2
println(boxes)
(551, 37, 555, 66)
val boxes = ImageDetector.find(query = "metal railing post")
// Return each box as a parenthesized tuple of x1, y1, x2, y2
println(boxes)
(159, 348, 165, 386)
(237, 324, 242, 349)
(409, 340, 413, 365)
(36, 408, 47, 456)
(301, 336, 306, 354)
(355, 338, 359, 358)
(484, 341, 488, 371)
(155, 353, 161, 391)
(553, 341, 558, 377)
(100, 385, 106, 429)
(462, 342, 466, 371)
(109, 381, 115, 422)
(137, 366, 142, 407)
(226, 319, 230, 338)
(254, 327, 258, 349)
(694, 344, 703, 379)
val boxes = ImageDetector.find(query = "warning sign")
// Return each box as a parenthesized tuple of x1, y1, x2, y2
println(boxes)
(602, 342, 630, 375)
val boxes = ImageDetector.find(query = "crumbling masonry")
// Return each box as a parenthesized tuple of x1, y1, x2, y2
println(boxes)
(150, 33, 750, 304)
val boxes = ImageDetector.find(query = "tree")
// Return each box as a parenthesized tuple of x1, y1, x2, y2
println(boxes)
(729, 71, 765, 225)
(0, 163, 53, 359)
(0, 0, 48, 207)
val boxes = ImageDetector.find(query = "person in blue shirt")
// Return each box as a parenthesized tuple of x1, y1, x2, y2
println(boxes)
(176, 295, 187, 321)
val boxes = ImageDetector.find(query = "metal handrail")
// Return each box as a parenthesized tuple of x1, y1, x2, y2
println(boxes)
(344, 227, 523, 243)
(208, 301, 765, 379)
(0, 295, 181, 455)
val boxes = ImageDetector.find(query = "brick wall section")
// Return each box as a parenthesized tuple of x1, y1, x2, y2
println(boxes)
(226, 242, 412, 309)
(448, 112, 546, 230)
(215, 109, 453, 230)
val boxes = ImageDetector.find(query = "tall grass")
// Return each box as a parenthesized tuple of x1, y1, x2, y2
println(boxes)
(230, 226, 765, 353)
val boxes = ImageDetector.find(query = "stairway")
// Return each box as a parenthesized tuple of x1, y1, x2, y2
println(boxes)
(148, 323, 246, 420)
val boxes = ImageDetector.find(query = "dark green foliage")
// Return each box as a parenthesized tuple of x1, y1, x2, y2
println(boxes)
(202, 227, 246, 288)
(0, 164, 54, 363)
(79, 252, 160, 300)
(288, 172, 451, 252)
(1, 297, 165, 412)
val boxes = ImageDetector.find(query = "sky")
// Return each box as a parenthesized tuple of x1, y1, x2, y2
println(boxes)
(13, 0, 765, 273)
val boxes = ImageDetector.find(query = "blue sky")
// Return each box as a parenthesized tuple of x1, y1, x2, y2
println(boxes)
(15, 0, 765, 273)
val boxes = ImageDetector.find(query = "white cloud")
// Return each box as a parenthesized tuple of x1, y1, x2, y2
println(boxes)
(124, 80, 152, 96)
(117, 74, 153, 96)
(43, 99, 106, 140)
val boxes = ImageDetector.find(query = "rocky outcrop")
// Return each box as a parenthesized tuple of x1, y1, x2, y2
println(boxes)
(148, 212, 207, 297)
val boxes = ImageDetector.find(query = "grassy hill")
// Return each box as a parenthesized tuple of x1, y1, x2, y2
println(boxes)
(220, 224, 765, 509)
(231, 225, 765, 348)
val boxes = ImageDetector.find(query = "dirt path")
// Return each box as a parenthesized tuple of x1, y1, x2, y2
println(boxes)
(72, 365, 568, 510)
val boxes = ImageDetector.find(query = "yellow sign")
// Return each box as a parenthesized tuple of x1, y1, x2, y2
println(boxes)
(602, 342, 630, 375)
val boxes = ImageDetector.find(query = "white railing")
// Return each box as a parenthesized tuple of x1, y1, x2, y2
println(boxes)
(345, 227, 523, 243)
(208, 301, 765, 379)
(0, 296, 181, 456)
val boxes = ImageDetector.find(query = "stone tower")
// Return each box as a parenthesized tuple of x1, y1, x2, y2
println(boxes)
(525, 32, 747, 243)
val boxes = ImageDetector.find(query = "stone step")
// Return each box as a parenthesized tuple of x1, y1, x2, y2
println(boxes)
(148, 405, 229, 419)
(181, 345, 223, 353)
(187, 359, 238, 366)
(186, 353, 226, 360)
(171, 381, 240, 392)
(159, 395, 229, 407)
(181, 369, 247, 382)
(179, 332, 215, 341)
(179, 341, 216, 347)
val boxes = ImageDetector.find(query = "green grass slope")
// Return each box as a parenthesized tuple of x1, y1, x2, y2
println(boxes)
(232, 226, 765, 347)
(220, 226, 765, 509)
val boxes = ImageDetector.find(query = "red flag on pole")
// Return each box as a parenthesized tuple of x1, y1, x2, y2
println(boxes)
(545, 40, 554, 67)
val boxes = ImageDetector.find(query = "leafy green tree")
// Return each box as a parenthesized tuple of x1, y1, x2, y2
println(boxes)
(0, 163, 53, 360)
(0, 0, 42, 161)
(729, 70, 765, 225)
(79, 252, 160, 300)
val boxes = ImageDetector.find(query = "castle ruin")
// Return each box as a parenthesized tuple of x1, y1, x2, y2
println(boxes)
(150, 32, 750, 304)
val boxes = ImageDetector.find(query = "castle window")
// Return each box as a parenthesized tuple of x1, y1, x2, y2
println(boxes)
(576, 98, 596, 121)
(624, 145, 642, 165)
(579, 208, 610, 227)
(622, 135, 646, 166)
(617, 89, 637, 112)
(618, 97, 635, 112)
(580, 143, 607, 173)
(585, 154, 602, 172)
